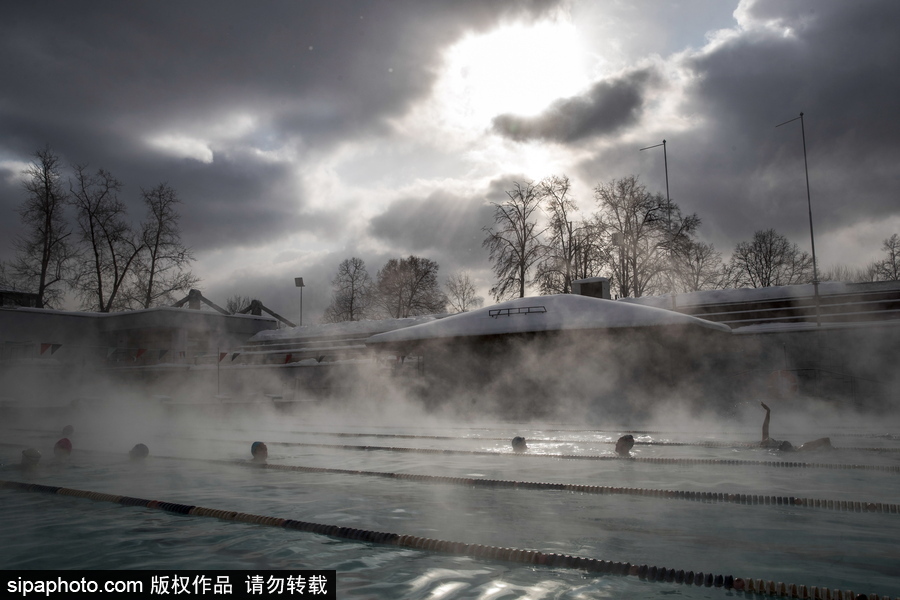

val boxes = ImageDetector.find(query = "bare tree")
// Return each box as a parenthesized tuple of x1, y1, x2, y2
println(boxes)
(225, 294, 253, 314)
(323, 257, 374, 322)
(594, 175, 699, 298)
(535, 175, 581, 294)
(445, 270, 483, 313)
(10, 146, 75, 308)
(875, 233, 899, 281)
(571, 213, 611, 282)
(483, 181, 546, 300)
(726, 229, 814, 288)
(819, 263, 878, 283)
(671, 240, 724, 292)
(375, 256, 446, 318)
(128, 184, 199, 308)
(69, 165, 144, 311)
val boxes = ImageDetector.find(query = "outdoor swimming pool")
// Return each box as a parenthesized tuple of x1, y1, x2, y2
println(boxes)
(2, 408, 899, 599)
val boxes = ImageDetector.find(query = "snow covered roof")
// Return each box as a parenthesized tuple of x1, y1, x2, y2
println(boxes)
(366, 294, 731, 347)
(732, 318, 900, 335)
(249, 314, 444, 342)
(620, 282, 849, 309)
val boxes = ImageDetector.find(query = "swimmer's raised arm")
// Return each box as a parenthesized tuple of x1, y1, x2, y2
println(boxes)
(760, 402, 771, 443)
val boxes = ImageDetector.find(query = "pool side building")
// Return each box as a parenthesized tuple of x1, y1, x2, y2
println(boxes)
(365, 294, 734, 418)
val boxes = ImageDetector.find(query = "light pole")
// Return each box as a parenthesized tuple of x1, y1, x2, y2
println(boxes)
(776, 112, 821, 327)
(639, 139, 669, 216)
(294, 277, 305, 327)
(640, 139, 674, 295)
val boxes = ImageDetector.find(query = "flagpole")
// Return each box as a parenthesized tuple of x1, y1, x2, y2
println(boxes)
(776, 112, 821, 326)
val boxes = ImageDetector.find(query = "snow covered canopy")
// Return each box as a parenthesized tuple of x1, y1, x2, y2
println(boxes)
(365, 294, 731, 351)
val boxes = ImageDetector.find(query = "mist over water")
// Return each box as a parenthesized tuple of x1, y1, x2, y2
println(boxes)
(2, 314, 899, 598)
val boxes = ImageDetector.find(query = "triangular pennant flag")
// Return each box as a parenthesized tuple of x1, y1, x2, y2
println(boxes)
(50, 344, 62, 355)
(40, 343, 52, 355)
(284, 353, 292, 364)
(107, 347, 117, 358)
(231, 352, 241, 361)
(135, 348, 147, 360)
(158, 349, 168, 360)
(218, 352, 227, 362)
(178, 351, 186, 358)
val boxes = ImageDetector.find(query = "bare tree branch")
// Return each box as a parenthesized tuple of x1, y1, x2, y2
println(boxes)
(10, 145, 75, 308)
(323, 257, 374, 322)
(445, 270, 483, 313)
(482, 181, 546, 301)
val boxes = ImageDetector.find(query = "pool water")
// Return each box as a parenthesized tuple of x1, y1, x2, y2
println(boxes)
(2, 415, 899, 598)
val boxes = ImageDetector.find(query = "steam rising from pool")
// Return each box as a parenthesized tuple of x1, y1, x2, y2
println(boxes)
(2, 308, 899, 598)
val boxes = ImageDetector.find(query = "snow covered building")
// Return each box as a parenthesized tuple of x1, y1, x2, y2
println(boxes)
(622, 282, 900, 408)
(0, 303, 276, 405)
(366, 295, 733, 418)
(620, 281, 900, 328)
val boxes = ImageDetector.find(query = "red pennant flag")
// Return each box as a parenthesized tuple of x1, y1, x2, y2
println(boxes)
(40, 343, 52, 355)
(178, 351, 186, 358)
(284, 354, 292, 364)
(218, 352, 227, 362)
(135, 348, 147, 360)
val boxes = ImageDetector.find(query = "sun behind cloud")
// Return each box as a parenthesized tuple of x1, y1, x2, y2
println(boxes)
(434, 16, 593, 132)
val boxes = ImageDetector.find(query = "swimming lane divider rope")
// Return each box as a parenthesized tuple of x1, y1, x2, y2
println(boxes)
(268, 441, 900, 473)
(227, 460, 899, 515)
(294, 432, 900, 452)
(330, 432, 896, 452)
(170, 429, 900, 451)
(0, 479, 888, 600)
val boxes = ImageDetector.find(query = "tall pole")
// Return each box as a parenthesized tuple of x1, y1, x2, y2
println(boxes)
(776, 112, 821, 326)
(640, 139, 673, 295)
(640, 140, 670, 214)
(294, 277, 305, 327)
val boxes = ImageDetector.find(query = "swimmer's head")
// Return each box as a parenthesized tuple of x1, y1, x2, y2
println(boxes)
(511, 436, 527, 452)
(61, 425, 74, 437)
(129, 443, 149, 460)
(54, 437, 72, 458)
(615, 434, 635, 456)
(21, 448, 41, 468)
(778, 440, 794, 452)
(251, 441, 268, 461)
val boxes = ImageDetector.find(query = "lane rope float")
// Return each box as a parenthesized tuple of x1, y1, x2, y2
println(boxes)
(11, 429, 900, 454)
(7, 437, 896, 474)
(154, 429, 900, 452)
(0, 479, 890, 600)
(226, 459, 900, 515)
(266, 441, 900, 473)
(31, 447, 899, 517)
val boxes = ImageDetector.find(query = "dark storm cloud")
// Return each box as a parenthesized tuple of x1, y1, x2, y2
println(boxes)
(684, 0, 900, 238)
(491, 68, 658, 143)
(133, 151, 323, 250)
(577, 0, 900, 259)
(1, 1, 558, 149)
(0, 0, 560, 257)
(368, 188, 497, 270)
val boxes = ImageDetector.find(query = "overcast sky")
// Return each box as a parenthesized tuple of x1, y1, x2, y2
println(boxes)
(2, 0, 898, 323)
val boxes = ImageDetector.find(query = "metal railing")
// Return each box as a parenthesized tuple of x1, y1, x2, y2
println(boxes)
(488, 305, 547, 318)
